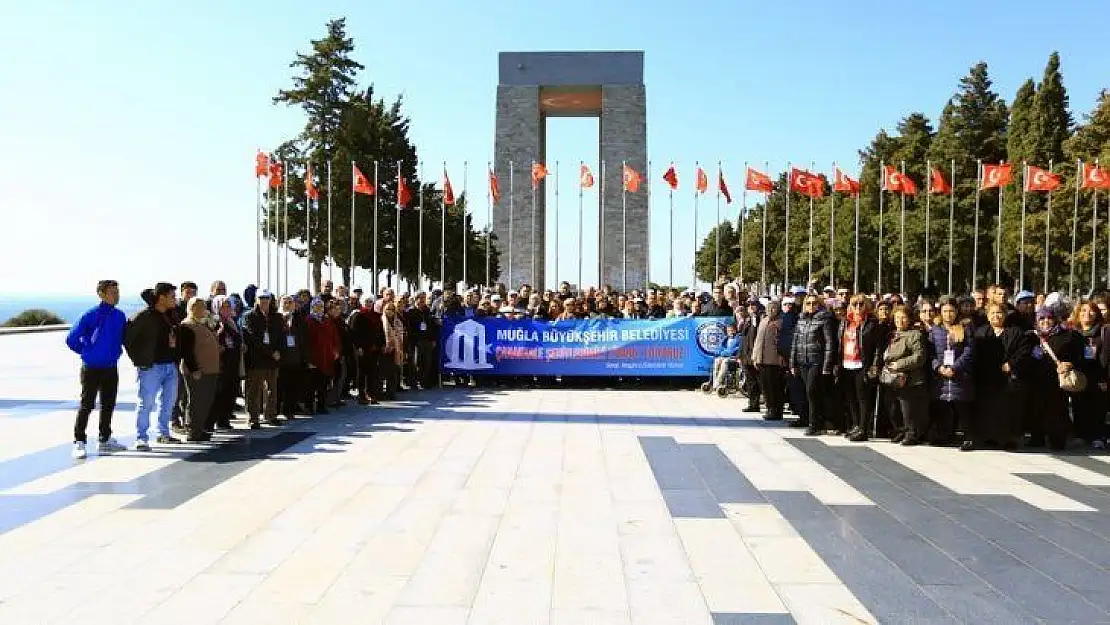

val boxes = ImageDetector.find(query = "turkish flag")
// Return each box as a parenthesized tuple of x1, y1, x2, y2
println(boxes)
(398, 175, 413, 208)
(718, 169, 732, 204)
(255, 151, 270, 178)
(745, 167, 774, 193)
(1025, 165, 1061, 192)
(663, 164, 678, 191)
(882, 166, 904, 193)
(981, 163, 1013, 189)
(443, 168, 455, 206)
(695, 167, 708, 194)
(580, 164, 595, 189)
(900, 174, 918, 196)
(489, 168, 501, 203)
(790, 168, 819, 197)
(833, 169, 860, 195)
(353, 164, 374, 196)
(531, 163, 548, 189)
(929, 167, 951, 195)
(1082, 163, 1110, 190)
(623, 165, 642, 193)
(268, 161, 283, 189)
(305, 164, 319, 200)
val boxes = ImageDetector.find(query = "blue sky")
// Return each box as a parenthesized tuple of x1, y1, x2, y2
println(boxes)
(1, 0, 1106, 297)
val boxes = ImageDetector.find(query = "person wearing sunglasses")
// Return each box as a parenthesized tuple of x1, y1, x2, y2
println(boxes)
(789, 296, 838, 435)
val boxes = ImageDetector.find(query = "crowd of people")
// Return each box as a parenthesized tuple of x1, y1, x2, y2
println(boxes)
(62, 274, 1108, 459)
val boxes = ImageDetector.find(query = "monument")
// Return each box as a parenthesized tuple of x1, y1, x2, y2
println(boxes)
(493, 51, 648, 291)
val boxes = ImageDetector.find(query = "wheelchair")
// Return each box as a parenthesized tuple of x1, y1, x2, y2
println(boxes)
(700, 359, 750, 398)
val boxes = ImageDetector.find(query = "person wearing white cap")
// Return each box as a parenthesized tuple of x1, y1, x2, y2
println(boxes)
(242, 289, 285, 428)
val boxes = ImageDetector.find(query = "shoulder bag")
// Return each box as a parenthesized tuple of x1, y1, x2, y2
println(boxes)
(1039, 337, 1087, 393)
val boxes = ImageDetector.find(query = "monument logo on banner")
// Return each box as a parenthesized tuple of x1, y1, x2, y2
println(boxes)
(443, 319, 495, 371)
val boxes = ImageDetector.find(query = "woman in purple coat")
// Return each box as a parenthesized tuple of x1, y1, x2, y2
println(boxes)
(927, 296, 974, 448)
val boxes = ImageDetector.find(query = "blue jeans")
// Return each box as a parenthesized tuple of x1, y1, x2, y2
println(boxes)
(135, 363, 178, 441)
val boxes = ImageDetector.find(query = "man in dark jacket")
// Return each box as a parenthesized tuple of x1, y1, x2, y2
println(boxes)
(65, 279, 128, 458)
(277, 295, 308, 421)
(790, 295, 837, 436)
(702, 286, 735, 318)
(739, 299, 763, 412)
(350, 297, 386, 404)
(405, 292, 439, 389)
(242, 290, 284, 428)
(124, 282, 182, 450)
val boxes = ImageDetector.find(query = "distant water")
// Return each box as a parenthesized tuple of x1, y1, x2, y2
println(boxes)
(0, 296, 147, 325)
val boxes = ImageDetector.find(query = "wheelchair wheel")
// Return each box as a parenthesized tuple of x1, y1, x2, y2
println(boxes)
(716, 386, 729, 397)
(700, 382, 712, 393)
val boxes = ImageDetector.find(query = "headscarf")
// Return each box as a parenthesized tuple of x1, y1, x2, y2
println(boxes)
(1035, 305, 1061, 337)
(309, 296, 326, 322)
(185, 296, 206, 322)
(280, 295, 295, 318)
(211, 294, 231, 321)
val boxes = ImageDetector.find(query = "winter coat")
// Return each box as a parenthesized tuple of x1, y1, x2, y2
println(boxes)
(751, 316, 785, 367)
(306, 316, 340, 376)
(1030, 328, 1084, 389)
(349, 308, 386, 353)
(777, 310, 798, 360)
(790, 309, 837, 373)
(971, 324, 1032, 389)
(928, 325, 974, 403)
(881, 328, 927, 388)
(837, 315, 885, 374)
(739, 314, 760, 366)
(242, 305, 285, 370)
(1077, 324, 1110, 388)
(215, 319, 243, 378)
(279, 311, 309, 368)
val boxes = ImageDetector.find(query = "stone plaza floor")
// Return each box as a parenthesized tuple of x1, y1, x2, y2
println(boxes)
(3, 332, 1110, 623)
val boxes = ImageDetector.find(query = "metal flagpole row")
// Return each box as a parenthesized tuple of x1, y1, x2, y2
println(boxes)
(1092, 176, 1098, 294)
(266, 170, 273, 290)
(276, 162, 283, 293)
(645, 160, 651, 293)
(947, 159, 955, 295)
(668, 168, 674, 288)
(417, 160, 424, 290)
(599, 160, 605, 290)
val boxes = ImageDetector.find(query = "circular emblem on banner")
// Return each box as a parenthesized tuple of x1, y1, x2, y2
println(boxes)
(695, 321, 728, 356)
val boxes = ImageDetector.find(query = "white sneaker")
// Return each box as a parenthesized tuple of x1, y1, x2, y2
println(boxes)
(72, 441, 87, 459)
(98, 438, 126, 453)
(133, 439, 151, 452)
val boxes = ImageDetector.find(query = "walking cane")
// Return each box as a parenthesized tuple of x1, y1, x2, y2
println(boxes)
(872, 383, 881, 439)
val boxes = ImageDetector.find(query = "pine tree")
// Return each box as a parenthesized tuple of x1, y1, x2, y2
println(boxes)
(1003, 79, 1036, 289)
(887, 114, 934, 295)
(1030, 52, 1072, 166)
(1064, 91, 1110, 293)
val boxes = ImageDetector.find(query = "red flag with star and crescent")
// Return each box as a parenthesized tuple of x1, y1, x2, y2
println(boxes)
(833, 168, 861, 195)
(398, 175, 413, 208)
(695, 167, 708, 194)
(305, 164, 319, 200)
(353, 164, 374, 196)
(580, 164, 595, 189)
(718, 169, 732, 204)
(255, 151, 270, 178)
(1082, 163, 1110, 190)
(268, 160, 283, 189)
(929, 167, 951, 195)
(623, 165, 643, 193)
(745, 167, 774, 193)
(489, 168, 501, 203)
(1025, 165, 1061, 192)
(531, 163, 548, 189)
(981, 163, 1014, 190)
(663, 164, 678, 191)
(443, 168, 455, 206)
(790, 168, 820, 197)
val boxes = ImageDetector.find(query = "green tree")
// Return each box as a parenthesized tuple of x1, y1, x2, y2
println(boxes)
(1031, 52, 1072, 166)
(695, 221, 738, 284)
(1003, 79, 1036, 290)
(2, 309, 65, 328)
(1064, 90, 1110, 293)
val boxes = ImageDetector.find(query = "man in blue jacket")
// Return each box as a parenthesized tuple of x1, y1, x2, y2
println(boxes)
(65, 280, 128, 459)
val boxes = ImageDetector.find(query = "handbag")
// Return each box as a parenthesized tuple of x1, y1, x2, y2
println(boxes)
(879, 368, 906, 389)
(1039, 337, 1087, 393)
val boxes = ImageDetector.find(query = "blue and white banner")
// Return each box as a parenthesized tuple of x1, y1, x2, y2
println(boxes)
(439, 316, 733, 377)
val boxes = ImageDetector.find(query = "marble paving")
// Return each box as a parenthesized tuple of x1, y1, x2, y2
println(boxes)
(2, 332, 1110, 624)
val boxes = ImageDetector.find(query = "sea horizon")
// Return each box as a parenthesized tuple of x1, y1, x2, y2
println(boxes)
(0, 294, 148, 324)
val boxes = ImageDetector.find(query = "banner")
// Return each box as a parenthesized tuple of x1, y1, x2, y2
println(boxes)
(440, 316, 734, 377)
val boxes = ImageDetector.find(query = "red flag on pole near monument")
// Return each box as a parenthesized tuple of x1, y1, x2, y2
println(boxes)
(268, 160, 283, 189)
(929, 167, 951, 195)
(833, 168, 861, 195)
(663, 164, 678, 190)
(531, 163, 548, 189)
(718, 169, 732, 204)
(1025, 165, 1061, 192)
(305, 164, 319, 200)
(623, 165, 642, 193)
(790, 168, 820, 197)
(745, 167, 774, 193)
(808, 174, 826, 199)
(695, 167, 708, 194)
(398, 175, 413, 208)
(980, 163, 1013, 189)
(442, 168, 455, 206)
(1082, 163, 1110, 189)
(489, 168, 501, 203)
(255, 151, 270, 178)
(882, 165, 905, 192)
(352, 164, 374, 196)
(899, 174, 918, 196)
(580, 164, 595, 189)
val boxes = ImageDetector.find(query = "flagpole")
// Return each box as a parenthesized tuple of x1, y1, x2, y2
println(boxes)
(924, 159, 931, 291)
(735, 162, 742, 284)
(830, 161, 836, 290)
(599, 159, 605, 289)
(395, 161, 401, 287)
(714, 160, 723, 280)
(972, 159, 981, 291)
(899, 160, 906, 295)
(509, 161, 515, 288)
(554, 160, 560, 290)
(373, 161, 379, 294)
(276, 163, 282, 293)
(255, 161, 261, 287)
(578, 160, 585, 293)
(948, 159, 956, 295)
(878, 160, 884, 294)
(785, 161, 792, 290)
(350, 160, 356, 288)
(694, 161, 700, 289)
(283, 163, 289, 295)
(853, 174, 861, 293)
(531, 160, 537, 288)
(486, 162, 492, 288)
(462, 160, 469, 291)
(305, 165, 312, 291)
(440, 161, 446, 290)
(669, 167, 674, 288)
(762, 162, 769, 291)
(645, 160, 651, 293)
(1070, 160, 1081, 297)
(996, 163, 1004, 285)
(1045, 160, 1054, 294)
(1092, 180, 1098, 294)
(808, 160, 815, 286)
(1019, 161, 1028, 291)
(267, 176, 272, 290)
(327, 160, 333, 283)
(622, 159, 628, 292)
